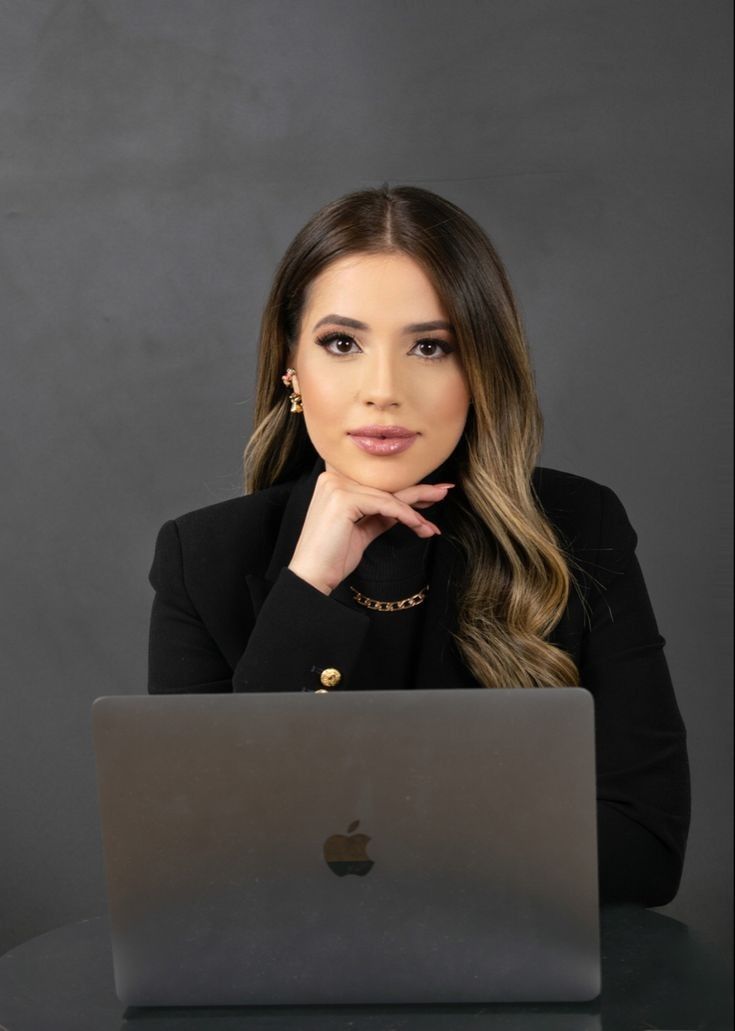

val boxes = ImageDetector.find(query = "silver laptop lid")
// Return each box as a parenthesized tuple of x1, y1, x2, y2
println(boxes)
(92, 688, 600, 1006)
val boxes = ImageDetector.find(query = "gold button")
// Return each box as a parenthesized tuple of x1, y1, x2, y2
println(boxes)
(320, 668, 341, 689)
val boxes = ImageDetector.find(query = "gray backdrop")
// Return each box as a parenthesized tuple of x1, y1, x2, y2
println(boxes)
(1, 0, 732, 959)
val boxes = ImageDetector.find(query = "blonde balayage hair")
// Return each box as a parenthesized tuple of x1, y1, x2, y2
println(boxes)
(243, 185, 581, 688)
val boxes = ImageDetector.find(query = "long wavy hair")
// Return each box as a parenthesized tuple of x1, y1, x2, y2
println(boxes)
(243, 184, 581, 688)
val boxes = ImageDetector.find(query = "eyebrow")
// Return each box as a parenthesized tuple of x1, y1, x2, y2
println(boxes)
(312, 313, 455, 334)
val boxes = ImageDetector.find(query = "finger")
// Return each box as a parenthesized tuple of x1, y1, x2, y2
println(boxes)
(412, 498, 447, 510)
(348, 493, 441, 537)
(393, 483, 455, 508)
(324, 469, 453, 505)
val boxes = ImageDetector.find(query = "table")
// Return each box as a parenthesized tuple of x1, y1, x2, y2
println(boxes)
(0, 906, 731, 1030)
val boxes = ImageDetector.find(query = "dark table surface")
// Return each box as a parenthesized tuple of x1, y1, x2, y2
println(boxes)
(0, 906, 731, 1031)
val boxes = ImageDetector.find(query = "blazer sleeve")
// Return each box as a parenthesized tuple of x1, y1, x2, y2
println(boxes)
(231, 566, 371, 693)
(580, 485, 691, 907)
(147, 519, 370, 694)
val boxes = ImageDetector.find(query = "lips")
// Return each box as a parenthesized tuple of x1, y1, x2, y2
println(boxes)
(349, 430, 418, 456)
(348, 426, 417, 439)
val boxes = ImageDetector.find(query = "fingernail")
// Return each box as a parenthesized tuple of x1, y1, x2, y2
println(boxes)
(435, 483, 455, 489)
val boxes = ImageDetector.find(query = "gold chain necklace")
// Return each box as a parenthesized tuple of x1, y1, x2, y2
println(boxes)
(349, 584, 429, 612)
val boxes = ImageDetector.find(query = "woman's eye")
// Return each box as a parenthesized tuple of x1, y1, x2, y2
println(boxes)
(315, 338, 360, 358)
(410, 339, 452, 359)
(316, 333, 453, 361)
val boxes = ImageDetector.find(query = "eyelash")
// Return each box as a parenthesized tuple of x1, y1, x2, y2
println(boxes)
(315, 332, 454, 362)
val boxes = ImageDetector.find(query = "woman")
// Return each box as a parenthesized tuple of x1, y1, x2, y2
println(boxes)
(147, 184, 690, 906)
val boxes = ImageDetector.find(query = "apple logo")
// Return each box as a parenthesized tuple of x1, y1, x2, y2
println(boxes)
(323, 819, 375, 877)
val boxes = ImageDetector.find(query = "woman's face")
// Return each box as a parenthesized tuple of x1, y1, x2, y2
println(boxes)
(289, 252, 471, 493)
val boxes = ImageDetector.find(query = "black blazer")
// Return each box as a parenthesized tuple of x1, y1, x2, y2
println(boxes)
(147, 457, 690, 906)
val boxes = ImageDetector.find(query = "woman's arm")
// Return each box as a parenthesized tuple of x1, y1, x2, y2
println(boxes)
(232, 565, 370, 692)
(147, 518, 371, 693)
(580, 485, 691, 906)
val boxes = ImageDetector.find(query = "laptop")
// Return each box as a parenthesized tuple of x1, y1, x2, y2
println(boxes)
(92, 688, 600, 1006)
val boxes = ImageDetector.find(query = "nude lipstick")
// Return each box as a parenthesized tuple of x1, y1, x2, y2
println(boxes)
(348, 425, 418, 457)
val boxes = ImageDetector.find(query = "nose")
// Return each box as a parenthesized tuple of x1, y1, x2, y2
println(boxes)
(359, 349, 402, 409)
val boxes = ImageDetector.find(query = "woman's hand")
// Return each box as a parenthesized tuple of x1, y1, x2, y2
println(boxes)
(287, 470, 454, 595)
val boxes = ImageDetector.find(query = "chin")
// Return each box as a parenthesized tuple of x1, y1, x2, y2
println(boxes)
(339, 456, 431, 493)
(364, 471, 415, 493)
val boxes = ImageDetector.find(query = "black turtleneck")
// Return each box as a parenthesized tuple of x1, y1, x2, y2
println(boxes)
(330, 524, 432, 691)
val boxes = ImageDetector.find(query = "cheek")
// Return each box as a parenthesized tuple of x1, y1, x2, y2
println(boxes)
(305, 376, 343, 416)
(428, 375, 470, 425)
(299, 372, 345, 440)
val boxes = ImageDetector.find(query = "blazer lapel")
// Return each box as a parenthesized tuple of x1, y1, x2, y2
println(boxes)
(245, 457, 325, 619)
(244, 572, 272, 619)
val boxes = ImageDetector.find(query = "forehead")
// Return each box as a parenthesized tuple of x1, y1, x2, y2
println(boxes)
(302, 252, 447, 320)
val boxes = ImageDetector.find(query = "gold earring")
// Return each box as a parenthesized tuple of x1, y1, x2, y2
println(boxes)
(281, 368, 303, 413)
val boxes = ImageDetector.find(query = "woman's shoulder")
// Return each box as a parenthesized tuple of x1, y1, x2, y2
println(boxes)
(532, 464, 638, 576)
(169, 480, 292, 532)
(532, 463, 626, 515)
(152, 480, 293, 572)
